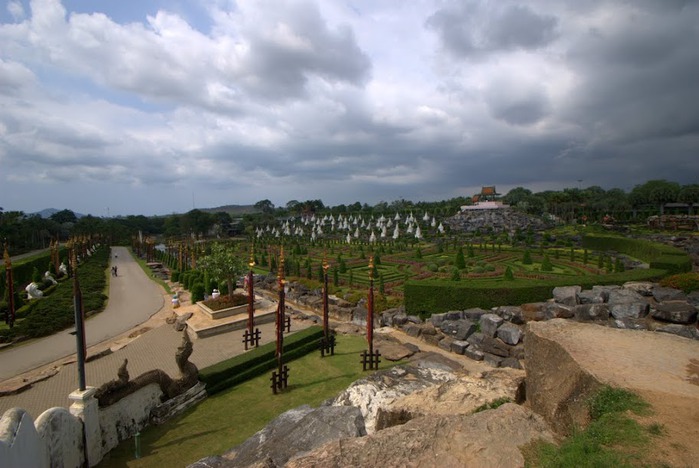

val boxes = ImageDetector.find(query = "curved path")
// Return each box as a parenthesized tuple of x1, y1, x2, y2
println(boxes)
(0, 246, 163, 381)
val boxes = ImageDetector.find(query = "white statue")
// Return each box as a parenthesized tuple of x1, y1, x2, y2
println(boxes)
(58, 262, 68, 276)
(211, 289, 221, 299)
(26, 282, 44, 299)
(44, 271, 57, 285)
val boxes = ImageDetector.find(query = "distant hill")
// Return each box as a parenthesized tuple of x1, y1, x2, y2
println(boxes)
(32, 208, 86, 219)
(198, 204, 258, 216)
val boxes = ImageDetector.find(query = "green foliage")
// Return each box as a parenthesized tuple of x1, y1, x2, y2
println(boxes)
(525, 386, 655, 468)
(455, 246, 466, 269)
(415, 247, 422, 259)
(467, 245, 475, 258)
(522, 249, 533, 265)
(451, 267, 460, 281)
(171, 270, 180, 282)
(191, 282, 205, 303)
(588, 385, 650, 420)
(473, 397, 511, 413)
(583, 249, 589, 264)
(503, 266, 514, 281)
(583, 234, 691, 274)
(541, 254, 553, 272)
(404, 267, 667, 316)
(0, 247, 109, 342)
(659, 272, 699, 293)
(198, 243, 245, 293)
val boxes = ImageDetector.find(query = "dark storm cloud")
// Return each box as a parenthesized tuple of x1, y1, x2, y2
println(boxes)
(234, 2, 371, 99)
(426, 1, 558, 58)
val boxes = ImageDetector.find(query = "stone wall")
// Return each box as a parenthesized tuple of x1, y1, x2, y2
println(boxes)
(0, 380, 206, 467)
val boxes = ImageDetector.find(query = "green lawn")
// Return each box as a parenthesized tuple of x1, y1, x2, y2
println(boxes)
(98, 334, 398, 467)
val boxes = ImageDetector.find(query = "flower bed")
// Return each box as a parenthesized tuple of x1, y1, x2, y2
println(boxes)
(201, 294, 248, 311)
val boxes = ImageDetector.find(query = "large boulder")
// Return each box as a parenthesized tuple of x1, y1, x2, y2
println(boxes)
(652, 287, 687, 302)
(439, 319, 477, 341)
(552, 286, 581, 306)
(525, 317, 699, 460)
(480, 314, 504, 337)
(651, 301, 698, 324)
(286, 404, 554, 468)
(190, 405, 366, 468)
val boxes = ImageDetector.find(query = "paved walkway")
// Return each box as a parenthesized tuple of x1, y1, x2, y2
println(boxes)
(0, 248, 306, 419)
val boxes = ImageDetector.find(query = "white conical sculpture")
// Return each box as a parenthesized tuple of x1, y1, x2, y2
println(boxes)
(369, 231, 376, 243)
(381, 226, 387, 238)
(346, 233, 352, 244)
(438, 222, 445, 234)
(354, 227, 360, 238)
(431, 217, 436, 227)
(423, 212, 430, 221)
(415, 226, 422, 239)
(393, 225, 400, 240)
(406, 223, 414, 234)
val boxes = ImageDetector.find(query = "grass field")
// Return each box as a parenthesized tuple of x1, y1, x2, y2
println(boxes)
(98, 334, 401, 467)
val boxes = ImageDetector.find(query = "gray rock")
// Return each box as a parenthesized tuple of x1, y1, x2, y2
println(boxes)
(552, 286, 581, 306)
(463, 307, 488, 321)
(445, 310, 464, 320)
(479, 336, 512, 358)
(351, 306, 369, 327)
(464, 347, 484, 361)
(622, 281, 655, 296)
(406, 315, 423, 324)
(577, 290, 605, 304)
(496, 323, 523, 345)
(688, 291, 699, 307)
(439, 319, 477, 341)
(495, 306, 523, 324)
(651, 301, 698, 324)
(610, 302, 649, 319)
(222, 405, 366, 468)
(545, 303, 575, 319)
(483, 352, 503, 367)
(509, 343, 526, 360)
(391, 314, 409, 326)
(574, 303, 610, 321)
(655, 324, 699, 340)
(608, 288, 645, 304)
(466, 332, 485, 348)
(450, 340, 469, 354)
(611, 318, 648, 330)
(501, 357, 523, 370)
(480, 314, 504, 337)
(591, 285, 620, 302)
(652, 287, 687, 302)
(438, 337, 453, 352)
(403, 323, 422, 337)
(429, 313, 447, 327)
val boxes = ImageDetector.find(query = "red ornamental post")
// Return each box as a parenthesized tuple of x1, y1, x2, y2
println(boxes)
(367, 255, 374, 354)
(322, 256, 329, 340)
(276, 247, 285, 361)
(3, 243, 15, 328)
(247, 249, 255, 334)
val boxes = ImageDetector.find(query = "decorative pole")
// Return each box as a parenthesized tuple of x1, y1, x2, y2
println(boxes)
(71, 241, 87, 391)
(319, 254, 335, 356)
(3, 242, 15, 328)
(361, 255, 380, 371)
(270, 246, 289, 394)
(243, 245, 261, 350)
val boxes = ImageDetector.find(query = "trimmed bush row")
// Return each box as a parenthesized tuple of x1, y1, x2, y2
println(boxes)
(0, 247, 68, 299)
(0, 247, 109, 342)
(582, 234, 691, 274)
(404, 268, 667, 317)
(199, 326, 324, 395)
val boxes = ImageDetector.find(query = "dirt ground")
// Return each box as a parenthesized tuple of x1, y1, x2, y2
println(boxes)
(532, 320, 699, 467)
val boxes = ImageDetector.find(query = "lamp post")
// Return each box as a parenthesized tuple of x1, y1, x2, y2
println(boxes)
(70, 240, 87, 391)
(3, 242, 15, 328)
(319, 254, 335, 356)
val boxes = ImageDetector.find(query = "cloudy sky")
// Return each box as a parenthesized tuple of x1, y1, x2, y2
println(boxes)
(1, 0, 697, 216)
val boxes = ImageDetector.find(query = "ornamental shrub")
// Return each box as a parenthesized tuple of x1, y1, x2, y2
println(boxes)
(522, 250, 533, 265)
(541, 255, 553, 272)
(191, 282, 205, 303)
(659, 272, 699, 293)
(503, 266, 514, 280)
(455, 247, 466, 269)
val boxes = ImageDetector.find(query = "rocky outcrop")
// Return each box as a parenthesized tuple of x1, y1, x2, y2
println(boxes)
(525, 318, 699, 444)
(444, 207, 552, 234)
(286, 404, 554, 468)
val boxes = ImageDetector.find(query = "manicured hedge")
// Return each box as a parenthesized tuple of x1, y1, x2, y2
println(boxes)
(199, 326, 324, 395)
(582, 234, 691, 274)
(0, 247, 68, 299)
(404, 268, 667, 317)
(0, 247, 109, 342)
